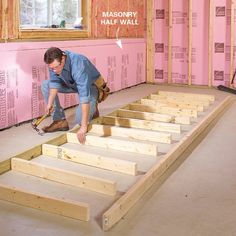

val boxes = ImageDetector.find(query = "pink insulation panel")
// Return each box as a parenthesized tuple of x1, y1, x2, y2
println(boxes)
(0, 39, 145, 129)
(154, 0, 235, 86)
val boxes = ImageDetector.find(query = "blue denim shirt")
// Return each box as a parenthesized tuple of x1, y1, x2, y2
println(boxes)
(48, 51, 101, 104)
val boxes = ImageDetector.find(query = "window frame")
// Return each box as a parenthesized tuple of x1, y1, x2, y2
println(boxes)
(16, 0, 91, 40)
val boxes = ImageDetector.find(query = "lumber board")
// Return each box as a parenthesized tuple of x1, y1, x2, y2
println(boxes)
(146, 0, 154, 83)
(102, 96, 232, 231)
(13, 145, 42, 161)
(0, 159, 10, 175)
(157, 91, 215, 102)
(188, 0, 193, 86)
(150, 94, 210, 107)
(128, 103, 198, 118)
(116, 109, 174, 122)
(208, 0, 213, 87)
(174, 116, 191, 125)
(168, 0, 173, 84)
(0, 183, 89, 221)
(66, 132, 158, 156)
(42, 144, 137, 176)
(141, 98, 204, 112)
(230, 0, 235, 87)
(99, 116, 181, 134)
(11, 158, 117, 196)
(89, 123, 172, 144)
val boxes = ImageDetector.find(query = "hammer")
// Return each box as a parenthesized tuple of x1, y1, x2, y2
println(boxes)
(31, 114, 48, 135)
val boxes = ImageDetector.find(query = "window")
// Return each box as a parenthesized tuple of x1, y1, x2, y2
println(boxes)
(18, 0, 90, 39)
(20, 0, 82, 29)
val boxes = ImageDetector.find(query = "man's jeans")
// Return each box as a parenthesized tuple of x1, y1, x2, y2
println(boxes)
(41, 80, 98, 125)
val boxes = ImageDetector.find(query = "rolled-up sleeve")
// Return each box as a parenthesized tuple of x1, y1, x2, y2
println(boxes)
(72, 59, 91, 104)
(48, 70, 61, 89)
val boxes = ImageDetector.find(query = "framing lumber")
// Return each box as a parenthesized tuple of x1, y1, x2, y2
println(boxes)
(116, 109, 174, 122)
(11, 158, 117, 196)
(152, 93, 212, 104)
(230, 0, 235, 87)
(0, 159, 10, 175)
(141, 98, 203, 112)
(102, 96, 232, 231)
(127, 103, 198, 118)
(188, 0, 193, 86)
(89, 124, 172, 144)
(66, 133, 158, 156)
(157, 91, 215, 102)
(147, 0, 154, 83)
(115, 109, 190, 125)
(99, 116, 181, 134)
(168, 0, 173, 84)
(42, 144, 137, 176)
(150, 94, 210, 107)
(0, 183, 89, 221)
(208, 0, 214, 87)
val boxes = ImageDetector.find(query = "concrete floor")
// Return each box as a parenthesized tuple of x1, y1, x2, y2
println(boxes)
(0, 84, 236, 236)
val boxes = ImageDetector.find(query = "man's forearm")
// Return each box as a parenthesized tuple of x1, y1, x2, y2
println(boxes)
(48, 88, 58, 107)
(80, 103, 90, 127)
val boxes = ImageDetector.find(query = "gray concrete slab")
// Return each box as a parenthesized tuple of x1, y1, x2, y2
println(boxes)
(0, 84, 235, 236)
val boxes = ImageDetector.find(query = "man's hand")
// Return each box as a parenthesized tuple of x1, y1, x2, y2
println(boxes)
(77, 125, 88, 144)
(46, 104, 54, 115)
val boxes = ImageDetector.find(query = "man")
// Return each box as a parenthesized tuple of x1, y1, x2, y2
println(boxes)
(41, 47, 103, 144)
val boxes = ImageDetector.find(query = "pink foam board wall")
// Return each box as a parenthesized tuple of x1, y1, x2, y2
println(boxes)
(191, 0, 210, 85)
(0, 39, 145, 129)
(154, 0, 235, 86)
(154, 0, 169, 83)
(171, 0, 188, 84)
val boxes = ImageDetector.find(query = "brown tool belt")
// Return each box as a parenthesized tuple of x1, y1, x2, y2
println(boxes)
(94, 76, 110, 103)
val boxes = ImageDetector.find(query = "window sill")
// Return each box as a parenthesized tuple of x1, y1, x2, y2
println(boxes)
(19, 29, 90, 39)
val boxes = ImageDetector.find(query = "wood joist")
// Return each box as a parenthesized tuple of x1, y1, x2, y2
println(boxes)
(0, 91, 232, 230)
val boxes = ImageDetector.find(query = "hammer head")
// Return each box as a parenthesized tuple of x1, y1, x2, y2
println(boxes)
(31, 114, 48, 135)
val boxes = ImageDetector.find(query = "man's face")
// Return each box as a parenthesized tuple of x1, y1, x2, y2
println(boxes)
(48, 56, 65, 75)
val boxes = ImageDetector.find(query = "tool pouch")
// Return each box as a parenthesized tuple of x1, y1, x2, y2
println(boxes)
(94, 76, 110, 103)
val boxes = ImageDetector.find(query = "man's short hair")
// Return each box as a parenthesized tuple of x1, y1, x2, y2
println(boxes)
(44, 47, 64, 64)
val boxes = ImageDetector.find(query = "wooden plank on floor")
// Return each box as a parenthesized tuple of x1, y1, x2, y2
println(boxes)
(128, 103, 198, 118)
(150, 94, 210, 107)
(0, 183, 89, 221)
(0, 159, 10, 175)
(117, 109, 190, 125)
(89, 123, 172, 144)
(157, 91, 215, 102)
(116, 109, 174, 122)
(11, 158, 117, 196)
(66, 133, 158, 156)
(141, 98, 204, 112)
(102, 96, 232, 231)
(42, 144, 137, 176)
(100, 116, 181, 134)
(151, 93, 211, 105)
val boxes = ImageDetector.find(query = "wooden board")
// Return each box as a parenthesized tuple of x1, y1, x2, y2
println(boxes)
(127, 103, 198, 118)
(0, 182, 89, 221)
(99, 116, 181, 133)
(11, 158, 117, 196)
(89, 123, 172, 144)
(102, 96, 232, 230)
(42, 144, 137, 175)
(66, 132, 159, 156)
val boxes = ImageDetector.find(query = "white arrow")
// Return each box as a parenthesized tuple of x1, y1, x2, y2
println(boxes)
(116, 27, 123, 49)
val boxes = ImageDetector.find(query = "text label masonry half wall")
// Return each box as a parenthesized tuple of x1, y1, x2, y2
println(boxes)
(153, 0, 236, 87)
